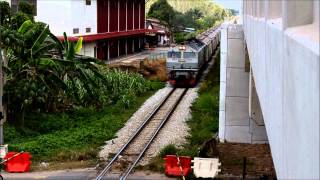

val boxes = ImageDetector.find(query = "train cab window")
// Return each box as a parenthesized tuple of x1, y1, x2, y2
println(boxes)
(184, 52, 196, 58)
(167, 52, 181, 59)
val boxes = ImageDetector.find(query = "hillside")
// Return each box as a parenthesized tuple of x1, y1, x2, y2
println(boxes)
(146, 0, 228, 16)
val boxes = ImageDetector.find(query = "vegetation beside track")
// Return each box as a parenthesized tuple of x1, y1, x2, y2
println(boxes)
(5, 82, 163, 168)
(145, 50, 220, 172)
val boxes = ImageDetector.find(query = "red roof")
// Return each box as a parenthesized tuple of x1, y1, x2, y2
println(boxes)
(57, 29, 159, 42)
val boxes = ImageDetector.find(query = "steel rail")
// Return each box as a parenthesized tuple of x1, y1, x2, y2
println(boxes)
(120, 88, 189, 180)
(96, 88, 176, 180)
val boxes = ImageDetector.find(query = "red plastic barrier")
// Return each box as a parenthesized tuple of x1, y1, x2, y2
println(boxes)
(164, 155, 192, 177)
(4, 152, 32, 173)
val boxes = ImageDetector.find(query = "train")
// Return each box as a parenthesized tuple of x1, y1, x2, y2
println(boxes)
(166, 26, 220, 87)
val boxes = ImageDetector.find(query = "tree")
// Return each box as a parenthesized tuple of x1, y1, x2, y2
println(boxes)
(0, 1, 10, 25)
(4, 20, 67, 126)
(3, 20, 107, 126)
(148, 0, 176, 32)
(10, 1, 35, 30)
(55, 33, 106, 106)
(147, 0, 231, 43)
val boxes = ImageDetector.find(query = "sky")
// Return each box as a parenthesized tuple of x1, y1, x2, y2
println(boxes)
(214, 0, 241, 11)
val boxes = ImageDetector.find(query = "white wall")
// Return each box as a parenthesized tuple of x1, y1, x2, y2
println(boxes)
(36, 0, 97, 36)
(243, 0, 319, 179)
(70, 0, 97, 35)
(80, 42, 96, 57)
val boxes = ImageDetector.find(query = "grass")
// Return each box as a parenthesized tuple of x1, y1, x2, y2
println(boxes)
(145, 49, 221, 172)
(4, 86, 163, 169)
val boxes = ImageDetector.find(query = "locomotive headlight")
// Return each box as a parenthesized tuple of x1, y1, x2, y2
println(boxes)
(178, 45, 186, 51)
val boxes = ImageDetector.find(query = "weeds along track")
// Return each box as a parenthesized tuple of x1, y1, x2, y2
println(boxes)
(96, 88, 188, 180)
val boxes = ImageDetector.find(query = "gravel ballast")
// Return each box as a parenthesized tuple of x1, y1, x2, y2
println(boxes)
(98, 86, 199, 165)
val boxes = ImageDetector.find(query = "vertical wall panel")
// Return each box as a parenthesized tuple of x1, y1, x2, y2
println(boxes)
(134, 0, 139, 29)
(127, 0, 133, 30)
(97, 41, 108, 60)
(140, 0, 145, 29)
(119, 0, 126, 31)
(109, 0, 118, 32)
(134, 37, 140, 52)
(127, 38, 133, 54)
(109, 39, 118, 58)
(97, 0, 108, 33)
(119, 39, 126, 56)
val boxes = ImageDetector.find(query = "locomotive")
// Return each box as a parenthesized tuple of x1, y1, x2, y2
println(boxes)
(166, 26, 220, 87)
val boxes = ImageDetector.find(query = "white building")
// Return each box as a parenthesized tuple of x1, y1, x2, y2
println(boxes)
(220, 0, 319, 179)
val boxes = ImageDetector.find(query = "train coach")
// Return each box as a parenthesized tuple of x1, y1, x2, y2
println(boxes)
(166, 26, 220, 87)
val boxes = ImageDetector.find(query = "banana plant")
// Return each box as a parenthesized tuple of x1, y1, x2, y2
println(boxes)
(4, 20, 68, 126)
(54, 32, 106, 104)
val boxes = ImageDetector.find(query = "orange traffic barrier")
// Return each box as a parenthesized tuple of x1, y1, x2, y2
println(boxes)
(4, 152, 32, 173)
(164, 155, 191, 177)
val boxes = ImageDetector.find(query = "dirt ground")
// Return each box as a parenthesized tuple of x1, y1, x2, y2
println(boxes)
(109, 58, 167, 81)
(201, 139, 276, 178)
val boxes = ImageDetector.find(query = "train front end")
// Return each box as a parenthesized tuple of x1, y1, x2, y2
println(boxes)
(166, 45, 200, 87)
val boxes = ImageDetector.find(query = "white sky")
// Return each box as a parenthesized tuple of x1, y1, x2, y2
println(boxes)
(214, 0, 241, 11)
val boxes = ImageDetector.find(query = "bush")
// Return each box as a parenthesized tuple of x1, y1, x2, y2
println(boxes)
(5, 89, 159, 162)
(159, 144, 178, 157)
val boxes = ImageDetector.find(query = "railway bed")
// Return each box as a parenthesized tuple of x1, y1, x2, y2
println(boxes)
(96, 88, 189, 180)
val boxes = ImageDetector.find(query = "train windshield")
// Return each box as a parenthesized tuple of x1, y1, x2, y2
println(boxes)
(167, 51, 181, 58)
(184, 52, 196, 58)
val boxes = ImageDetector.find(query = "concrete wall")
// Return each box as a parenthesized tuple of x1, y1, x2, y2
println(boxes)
(219, 24, 268, 144)
(243, 0, 319, 179)
(36, 0, 97, 36)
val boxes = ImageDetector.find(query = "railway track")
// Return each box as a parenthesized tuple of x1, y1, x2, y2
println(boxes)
(96, 88, 188, 180)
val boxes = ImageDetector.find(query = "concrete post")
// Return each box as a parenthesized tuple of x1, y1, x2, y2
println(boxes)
(218, 25, 228, 142)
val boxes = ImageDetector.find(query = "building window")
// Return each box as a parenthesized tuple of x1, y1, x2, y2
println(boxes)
(73, 28, 79, 34)
(86, 0, 91, 5)
(11, 0, 37, 15)
(86, 27, 91, 33)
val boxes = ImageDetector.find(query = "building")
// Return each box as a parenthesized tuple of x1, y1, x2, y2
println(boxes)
(146, 18, 170, 47)
(220, 0, 319, 179)
(11, 0, 150, 60)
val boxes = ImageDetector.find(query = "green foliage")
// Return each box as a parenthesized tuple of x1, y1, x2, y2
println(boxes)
(147, 0, 230, 42)
(100, 68, 148, 103)
(18, 1, 35, 16)
(178, 50, 221, 157)
(147, 0, 175, 29)
(159, 144, 178, 157)
(2, 17, 154, 127)
(3, 21, 68, 126)
(173, 32, 196, 44)
(0, 1, 10, 25)
(10, 12, 33, 30)
(10, 0, 36, 30)
(146, 80, 165, 91)
(5, 91, 156, 161)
